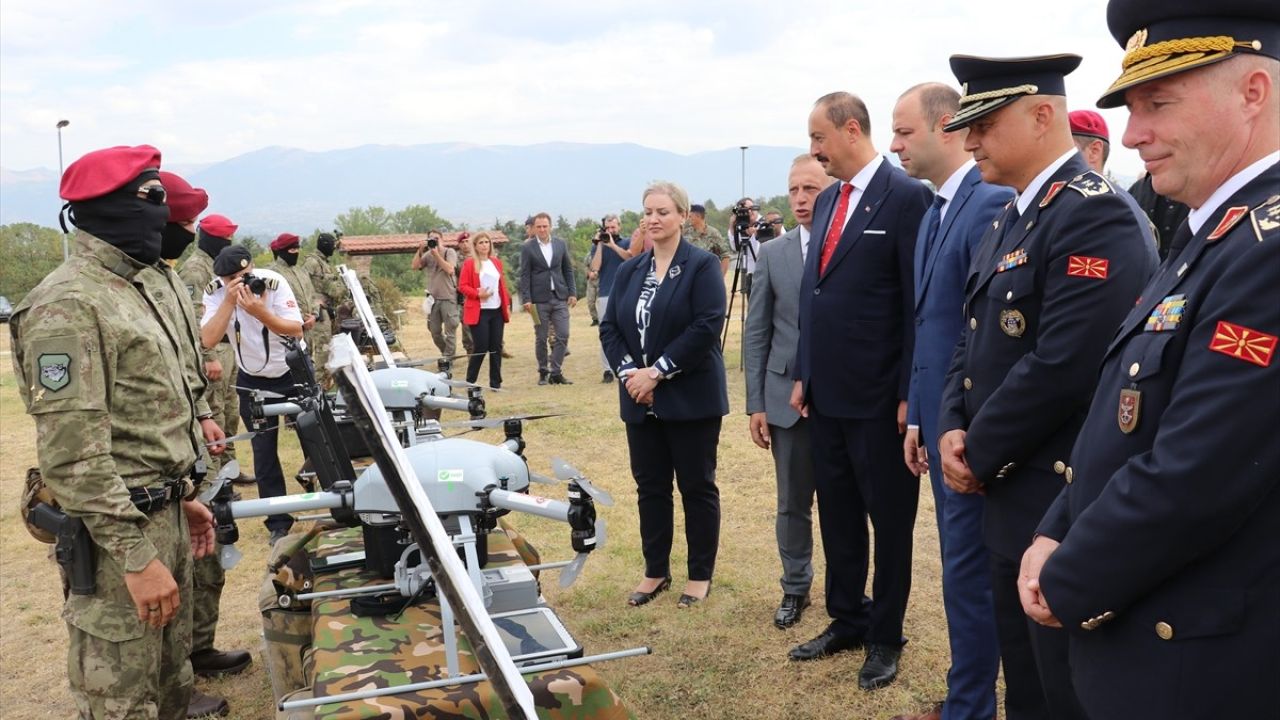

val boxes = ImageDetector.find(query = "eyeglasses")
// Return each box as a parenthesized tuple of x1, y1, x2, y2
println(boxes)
(138, 185, 166, 205)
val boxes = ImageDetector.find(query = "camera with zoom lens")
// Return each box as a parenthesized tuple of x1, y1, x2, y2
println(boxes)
(594, 217, 614, 244)
(426, 236, 439, 250)
(756, 218, 779, 242)
(240, 273, 267, 295)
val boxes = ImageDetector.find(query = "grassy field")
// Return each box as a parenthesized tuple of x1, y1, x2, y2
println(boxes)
(0, 284, 974, 720)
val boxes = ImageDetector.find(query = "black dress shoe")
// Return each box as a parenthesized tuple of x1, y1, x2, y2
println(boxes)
(549, 374, 573, 385)
(627, 576, 672, 607)
(788, 628, 864, 661)
(774, 593, 811, 629)
(676, 580, 712, 609)
(538, 372, 549, 386)
(858, 643, 902, 690)
(602, 370, 615, 383)
(190, 647, 252, 677)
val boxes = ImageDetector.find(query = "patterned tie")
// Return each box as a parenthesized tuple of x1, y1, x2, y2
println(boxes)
(819, 183, 854, 275)
(1166, 219, 1193, 259)
(922, 195, 946, 261)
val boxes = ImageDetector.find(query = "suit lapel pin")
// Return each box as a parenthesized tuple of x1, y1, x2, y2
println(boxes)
(668, 264, 681, 279)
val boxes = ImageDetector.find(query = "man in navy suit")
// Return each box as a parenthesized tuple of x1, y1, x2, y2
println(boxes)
(889, 82, 1012, 720)
(518, 212, 577, 385)
(936, 55, 1156, 720)
(1020, 2, 1280, 718)
(788, 91, 931, 691)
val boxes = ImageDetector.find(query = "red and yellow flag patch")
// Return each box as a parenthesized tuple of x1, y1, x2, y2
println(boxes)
(1209, 321, 1277, 367)
(1067, 255, 1109, 279)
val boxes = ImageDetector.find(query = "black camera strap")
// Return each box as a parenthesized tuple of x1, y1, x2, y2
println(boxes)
(233, 312, 273, 376)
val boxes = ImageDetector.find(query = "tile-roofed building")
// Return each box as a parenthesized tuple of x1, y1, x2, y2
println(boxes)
(338, 231, 508, 257)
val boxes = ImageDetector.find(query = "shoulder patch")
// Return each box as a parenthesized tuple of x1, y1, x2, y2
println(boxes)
(1039, 181, 1068, 208)
(1209, 321, 1276, 367)
(1249, 195, 1280, 242)
(265, 277, 280, 291)
(204, 279, 223, 295)
(1207, 206, 1250, 242)
(1066, 171, 1113, 198)
(38, 353, 73, 392)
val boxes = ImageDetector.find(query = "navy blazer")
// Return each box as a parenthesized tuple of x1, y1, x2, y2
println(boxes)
(600, 240, 728, 424)
(1036, 165, 1280, 720)
(936, 154, 1157, 558)
(518, 237, 575, 304)
(907, 165, 1013, 450)
(794, 159, 932, 419)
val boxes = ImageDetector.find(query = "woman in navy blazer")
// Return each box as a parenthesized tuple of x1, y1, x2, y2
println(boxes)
(600, 181, 729, 608)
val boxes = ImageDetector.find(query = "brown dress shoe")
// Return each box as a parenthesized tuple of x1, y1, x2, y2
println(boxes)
(890, 702, 943, 720)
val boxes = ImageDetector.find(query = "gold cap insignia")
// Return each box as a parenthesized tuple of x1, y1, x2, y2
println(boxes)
(1125, 28, 1148, 53)
(240, 259, 249, 268)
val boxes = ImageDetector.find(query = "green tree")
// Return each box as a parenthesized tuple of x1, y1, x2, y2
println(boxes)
(391, 205, 452, 234)
(335, 206, 392, 236)
(0, 223, 67, 303)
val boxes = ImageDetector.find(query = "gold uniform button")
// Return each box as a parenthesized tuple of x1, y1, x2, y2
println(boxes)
(963, 377, 973, 390)
(1129, 362, 1141, 377)
(1155, 622, 1174, 640)
(1065, 467, 1074, 483)
(1053, 461, 1066, 474)
(970, 317, 977, 330)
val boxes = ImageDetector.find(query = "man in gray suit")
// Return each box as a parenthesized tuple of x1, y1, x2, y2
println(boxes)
(519, 212, 577, 384)
(744, 154, 833, 628)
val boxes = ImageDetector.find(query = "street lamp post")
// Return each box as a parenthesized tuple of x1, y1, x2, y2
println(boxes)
(739, 145, 748, 199)
(57, 120, 70, 260)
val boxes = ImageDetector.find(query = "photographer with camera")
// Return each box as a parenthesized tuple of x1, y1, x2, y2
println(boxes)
(200, 245, 303, 546)
(728, 197, 761, 297)
(587, 214, 631, 382)
(411, 228, 461, 361)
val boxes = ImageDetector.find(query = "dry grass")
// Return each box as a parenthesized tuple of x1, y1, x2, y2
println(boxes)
(0, 281, 971, 720)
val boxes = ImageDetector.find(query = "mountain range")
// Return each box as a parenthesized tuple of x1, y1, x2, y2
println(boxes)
(0, 142, 812, 237)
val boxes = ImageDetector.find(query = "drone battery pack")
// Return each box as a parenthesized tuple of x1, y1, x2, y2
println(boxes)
(481, 564, 541, 614)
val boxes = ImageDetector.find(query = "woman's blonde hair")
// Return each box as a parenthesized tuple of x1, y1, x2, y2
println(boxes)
(642, 181, 690, 216)
(470, 231, 492, 257)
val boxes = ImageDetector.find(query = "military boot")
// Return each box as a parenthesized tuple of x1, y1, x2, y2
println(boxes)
(187, 689, 229, 718)
(190, 647, 252, 677)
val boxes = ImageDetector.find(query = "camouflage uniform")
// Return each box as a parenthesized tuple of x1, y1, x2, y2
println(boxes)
(11, 232, 198, 720)
(269, 257, 317, 356)
(686, 224, 730, 264)
(301, 251, 344, 380)
(178, 248, 238, 471)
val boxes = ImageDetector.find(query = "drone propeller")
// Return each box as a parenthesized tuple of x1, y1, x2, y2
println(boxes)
(396, 351, 487, 369)
(527, 471, 560, 486)
(559, 516, 607, 589)
(196, 460, 240, 504)
(233, 386, 286, 399)
(551, 457, 614, 506)
(439, 412, 563, 430)
(439, 377, 504, 393)
(205, 420, 296, 448)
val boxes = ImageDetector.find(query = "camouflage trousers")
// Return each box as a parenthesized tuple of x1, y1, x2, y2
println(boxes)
(191, 544, 224, 654)
(64, 502, 193, 720)
(586, 275, 600, 322)
(206, 342, 240, 471)
(307, 319, 334, 387)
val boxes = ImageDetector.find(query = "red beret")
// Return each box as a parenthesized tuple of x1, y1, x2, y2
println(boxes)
(1069, 110, 1109, 142)
(60, 145, 162, 202)
(158, 171, 209, 223)
(198, 214, 238, 239)
(270, 233, 300, 251)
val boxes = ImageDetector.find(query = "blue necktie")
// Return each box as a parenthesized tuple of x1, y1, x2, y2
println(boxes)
(922, 195, 946, 261)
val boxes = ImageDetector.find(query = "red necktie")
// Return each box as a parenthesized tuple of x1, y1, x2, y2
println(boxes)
(819, 183, 854, 275)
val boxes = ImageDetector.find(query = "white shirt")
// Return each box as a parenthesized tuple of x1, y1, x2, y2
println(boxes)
(1016, 149, 1077, 215)
(798, 224, 811, 265)
(537, 237, 555, 290)
(201, 267, 304, 379)
(828, 154, 886, 238)
(936, 159, 977, 223)
(478, 259, 502, 309)
(1187, 151, 1279, 233)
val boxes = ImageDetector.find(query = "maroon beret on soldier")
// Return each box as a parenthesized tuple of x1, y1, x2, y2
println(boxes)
(158, 171, 209, 224)
(198, 213, 238, 239)
(270, 233, 300, 251)
(60, 145, 162, 202)
(1068, 110, 1110, 142)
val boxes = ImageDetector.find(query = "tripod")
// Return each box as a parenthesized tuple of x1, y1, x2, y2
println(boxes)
(721, 226, 756, 367)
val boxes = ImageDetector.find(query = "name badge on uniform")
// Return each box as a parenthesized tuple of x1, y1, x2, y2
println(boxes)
(996, 248, 1028, 273)
(1145, 294, 1187, 332)
(1117, 388, 1141, 434)
(999, 309, 1026, 337)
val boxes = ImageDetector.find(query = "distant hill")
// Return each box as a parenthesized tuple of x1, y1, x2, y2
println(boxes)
(1, 142, 810, 236)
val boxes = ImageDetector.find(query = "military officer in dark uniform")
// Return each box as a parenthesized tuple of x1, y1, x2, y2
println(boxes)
(1020, 2, 1280, 719)
(935, 55, 1158, 720)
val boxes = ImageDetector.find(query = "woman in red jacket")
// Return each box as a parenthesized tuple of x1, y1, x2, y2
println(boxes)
(458, 232, 511, 388)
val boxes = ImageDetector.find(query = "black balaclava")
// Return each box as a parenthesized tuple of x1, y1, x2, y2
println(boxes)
(160, 223, 196, 261)
(273, 248, 299, 267)
(316, 233, 336, 257)
(67, 170, 168, 265)
(197, 227, 231, 260)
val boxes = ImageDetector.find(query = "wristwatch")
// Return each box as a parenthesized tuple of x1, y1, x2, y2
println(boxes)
(647, 367, 662, 381)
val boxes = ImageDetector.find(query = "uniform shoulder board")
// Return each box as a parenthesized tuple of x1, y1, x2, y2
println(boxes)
(1065, 171, 1113, 198)
(1249, 194, 1280, 242)
(204, 279, 223, 295)
(265, 277, 280, 291)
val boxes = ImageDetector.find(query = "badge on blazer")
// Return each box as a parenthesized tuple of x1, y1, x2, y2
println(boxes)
(1039, 181, 1067, 208)
(999, 309, 1026, 337)
(1209, 320, 1277, 367)
(1067, 255, 1109, 279)
(1207, 206, 1249, 241)
(1145, 294, 1187, 332)
(996, 248, 1028, 273)
(1117, 388, 1141, 434)
(668, 264, 681, 279)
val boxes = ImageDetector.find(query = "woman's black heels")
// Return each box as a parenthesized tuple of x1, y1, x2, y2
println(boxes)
(627, 576, 672, 607)
(676, 580, 713, 609)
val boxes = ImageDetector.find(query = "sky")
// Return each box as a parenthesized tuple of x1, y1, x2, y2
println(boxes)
(0, 0, 1144, 180)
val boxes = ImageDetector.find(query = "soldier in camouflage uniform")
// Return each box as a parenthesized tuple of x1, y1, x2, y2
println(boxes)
(157, 173, 253, 705)
(687, 204, 730, 273)
(268, 233, 318, 354)
(178, 213, 248, 484)
(300, 233, 345, 383)
(11, 145, 216, 720)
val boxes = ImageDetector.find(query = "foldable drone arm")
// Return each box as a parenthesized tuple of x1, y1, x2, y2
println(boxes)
(486, 488, 570, 522)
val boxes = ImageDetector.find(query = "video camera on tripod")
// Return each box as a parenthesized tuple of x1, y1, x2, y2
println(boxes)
(729, 201, 756, 252)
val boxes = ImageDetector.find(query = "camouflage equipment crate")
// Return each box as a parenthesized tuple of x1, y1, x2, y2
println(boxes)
(263, 521, 634, 719)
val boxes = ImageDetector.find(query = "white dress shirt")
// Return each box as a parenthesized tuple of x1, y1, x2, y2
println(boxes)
(201, 267, 303, 379)
(1187, 151, 1279, 233)
(828, 154, 886, 238)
